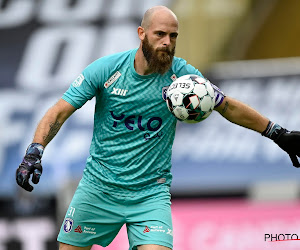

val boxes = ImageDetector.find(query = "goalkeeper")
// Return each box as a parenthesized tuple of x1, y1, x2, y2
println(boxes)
(16, 5, 300, 250)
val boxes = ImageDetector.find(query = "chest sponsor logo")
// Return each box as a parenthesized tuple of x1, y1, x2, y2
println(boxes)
(104, 71, 122, 88)
(110, 111, 163, 141)
(111, 87, 128, 96)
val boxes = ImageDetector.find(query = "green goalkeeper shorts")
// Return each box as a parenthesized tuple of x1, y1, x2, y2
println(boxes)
(57, 178, 173, 250)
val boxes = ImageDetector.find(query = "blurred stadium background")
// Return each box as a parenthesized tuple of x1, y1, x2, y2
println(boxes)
(1, 0, 300, 249)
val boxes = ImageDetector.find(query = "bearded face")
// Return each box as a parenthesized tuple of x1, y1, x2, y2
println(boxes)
(142, 35, 175, 75)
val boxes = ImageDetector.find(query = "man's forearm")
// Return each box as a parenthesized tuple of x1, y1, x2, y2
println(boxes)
(33, 108, 64, 147)
(33, 116, 62, 147)
(32, 99, 76, 147)
(215, 96, 269, 133)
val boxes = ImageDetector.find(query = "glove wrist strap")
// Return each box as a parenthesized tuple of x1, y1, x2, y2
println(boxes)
(261, 121, 286, 141)
(25, 143, 44, 159)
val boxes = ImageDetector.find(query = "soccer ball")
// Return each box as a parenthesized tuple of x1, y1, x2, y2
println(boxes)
(166, 74, 215, 123)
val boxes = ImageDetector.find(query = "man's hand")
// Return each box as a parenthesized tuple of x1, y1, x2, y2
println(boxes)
(275, 130, 300, 167)
(16, 143, 44, 192)
(16, 157, 43, 192)
(262, 121, 300, 167)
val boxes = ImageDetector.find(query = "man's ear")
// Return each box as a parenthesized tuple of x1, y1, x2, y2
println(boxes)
(137, 26, 145, 40)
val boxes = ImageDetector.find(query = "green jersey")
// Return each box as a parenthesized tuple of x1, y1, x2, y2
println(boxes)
(62, 48, 204, 195)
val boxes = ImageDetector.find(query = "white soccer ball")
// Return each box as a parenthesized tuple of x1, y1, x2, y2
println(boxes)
(166, 74, 215, 123)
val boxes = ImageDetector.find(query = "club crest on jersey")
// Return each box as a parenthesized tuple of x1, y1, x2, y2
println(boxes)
(63, 218, 74, 233)
(162, 86, 169, 101)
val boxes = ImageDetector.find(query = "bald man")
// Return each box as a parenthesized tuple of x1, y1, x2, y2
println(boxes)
(16, 5, 300, 250)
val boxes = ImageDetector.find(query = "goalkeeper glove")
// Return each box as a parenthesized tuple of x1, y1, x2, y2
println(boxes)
(262, 121, 300, 167)
(16, 143, 44, 192)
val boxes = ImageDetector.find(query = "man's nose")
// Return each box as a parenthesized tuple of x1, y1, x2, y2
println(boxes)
(163, 35, 171, 46)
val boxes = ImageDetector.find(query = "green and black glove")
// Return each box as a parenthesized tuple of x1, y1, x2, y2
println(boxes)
(262, 121, 300, 167)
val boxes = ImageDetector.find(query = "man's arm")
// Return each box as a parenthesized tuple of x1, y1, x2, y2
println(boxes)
(214, 96, 300, 167)
(33, 98, 76, 147)
(16, 99, 76, 191)
(214, 96, 269, 133)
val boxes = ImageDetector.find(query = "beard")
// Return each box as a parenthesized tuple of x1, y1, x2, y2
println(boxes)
(142, 35, 175, 75)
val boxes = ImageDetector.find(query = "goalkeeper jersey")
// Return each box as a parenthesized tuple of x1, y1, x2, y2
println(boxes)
(62, 48, 224, 195)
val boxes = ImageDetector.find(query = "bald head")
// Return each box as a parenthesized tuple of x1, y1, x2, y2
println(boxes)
(136, 6, 178, 75)
(141, 6, 178, 30)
